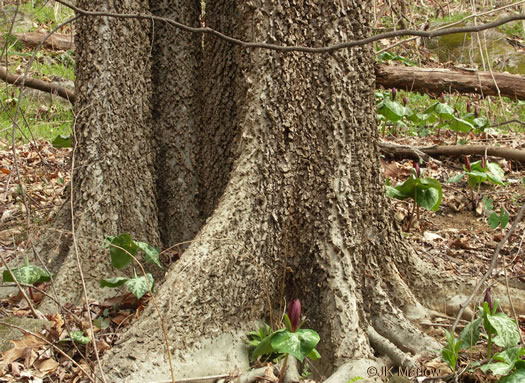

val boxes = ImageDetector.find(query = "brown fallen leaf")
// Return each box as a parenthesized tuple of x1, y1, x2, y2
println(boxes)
(0, 334, 45, 376)
(34, 358, 59, 375)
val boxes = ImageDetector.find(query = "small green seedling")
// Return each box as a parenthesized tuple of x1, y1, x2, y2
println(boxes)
(61, 330, 91, 345)
(448, 156, 505, 210)
(101, 234, 161, 299)
(483, 197, 510, 230)
(386, 161, 443, 232)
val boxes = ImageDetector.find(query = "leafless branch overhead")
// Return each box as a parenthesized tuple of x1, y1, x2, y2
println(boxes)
(54, 0, 525, 54)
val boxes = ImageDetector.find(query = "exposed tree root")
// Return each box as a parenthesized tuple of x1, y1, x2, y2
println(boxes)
(367, 326, 417, 370)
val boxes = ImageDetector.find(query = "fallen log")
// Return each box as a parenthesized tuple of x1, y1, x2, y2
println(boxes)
(13, 32, 74, 51)
(0, 66, 76, 104)
(375, 65, 525, 101)
(379, 141, 525, 163)
(1, 62, 524, 108)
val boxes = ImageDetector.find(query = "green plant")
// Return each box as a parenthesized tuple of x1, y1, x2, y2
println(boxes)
(101, 234, 162, 299)
(248, 299, 321, 380)
(386, 161, 443, 232)
(440, 289, 525, 380)
(483, 197, 510, 230)
(2, 258, 51, 301)
(61, 330, 91, 345)
(441, 328, 463, 372)
(247, 323, 283, 363)
(376, 90, 496, 138)
(447, 156, 505, 210)
(2, 258, 51, 285)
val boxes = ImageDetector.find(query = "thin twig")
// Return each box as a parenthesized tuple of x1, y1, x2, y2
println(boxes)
(490, 119, 525, 128)
(53, 0, 525, 54)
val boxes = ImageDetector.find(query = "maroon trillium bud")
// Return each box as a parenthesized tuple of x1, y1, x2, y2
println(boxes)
(484, 287, 493, 312)
(392, 87, 397, 101)
(474, 105, 479, 118)
(403, 96, 408, 106)
(413, 161, 420, 178)
(464, 156, 471, 172)
(288, 299, 301, 332)
(467, 101, 471, 113)
(441, 93, 446, 104)
(481, 156, 486, 169)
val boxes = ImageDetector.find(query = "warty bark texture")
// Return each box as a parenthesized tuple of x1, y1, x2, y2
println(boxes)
(38, 0, 159, 307)
(151, 0, 205, 247)
(104, 0, 442, 380)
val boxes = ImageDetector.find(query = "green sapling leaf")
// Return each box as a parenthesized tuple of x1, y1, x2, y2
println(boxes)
(107, 233, 138, 269)
(135, 241, 162, 268)
(2, 263, 51, 284)
(270, 329, 320, 362)
(70, 330, 90, 344)
(486, 313, 520, 349)
(498, 369, 525, 383)
(100, 276, 128, 288)
(307, 348, 321, 361)
(251, 329, 286, 361)
(459, 317, 482, 349)
(125, 273, 154, 299)
(448, 117, 474, 133)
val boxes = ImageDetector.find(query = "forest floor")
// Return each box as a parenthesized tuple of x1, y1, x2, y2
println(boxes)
(1, 129, 524, 383)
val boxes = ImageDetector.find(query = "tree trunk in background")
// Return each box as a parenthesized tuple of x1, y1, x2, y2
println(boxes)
(103, 0, 445, 381)
(37, 0, 159, 308)
(151, 0, 206, 246)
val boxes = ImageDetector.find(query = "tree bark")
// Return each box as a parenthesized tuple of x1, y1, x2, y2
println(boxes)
(103, 0, 446, 381)
(375, 64, 525, 100)
(37, 0, 159, 308)
(150, 0, 205, 246)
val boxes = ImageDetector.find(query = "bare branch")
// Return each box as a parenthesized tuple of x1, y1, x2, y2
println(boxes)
(55, 0, 525, 53)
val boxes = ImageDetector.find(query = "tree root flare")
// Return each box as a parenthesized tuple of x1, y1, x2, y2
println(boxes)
(368, 326, 417, 370)
(371, 314, 442, 357)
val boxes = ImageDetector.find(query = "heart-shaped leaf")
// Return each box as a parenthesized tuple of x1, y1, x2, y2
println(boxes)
(3, 264, 51, 284)
(106, 234, 138, 269)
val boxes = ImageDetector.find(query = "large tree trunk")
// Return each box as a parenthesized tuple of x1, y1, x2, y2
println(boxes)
(104, 0, 445, 381)
(36, 0, 159, 308)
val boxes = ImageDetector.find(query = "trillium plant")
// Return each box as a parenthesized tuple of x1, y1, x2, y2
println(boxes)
(386, 161, 443, 232)
(248, 299, 321, 376)
(440, 289, 525, 381)
(447, 156, 505, 210)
